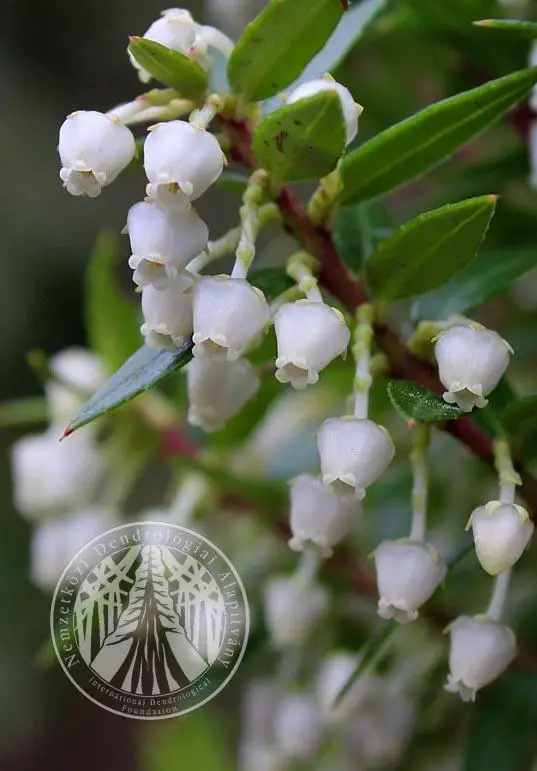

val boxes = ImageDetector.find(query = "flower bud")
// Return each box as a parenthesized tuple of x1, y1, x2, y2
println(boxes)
(274, 301, 350, 390)
(444, 615, 516, 701)
(469, 500, 534, 576)
(58, 111, 135, 197)
(288, 474, 357, 557)
(264, 575, 329, 648)
(435, 324, 512, 412)
(238, 743, 284, 771)
(317, 417, 394, 498)
(144, 121, 225, 204)
(11, 430, 104, 519)
(140, 271, 195, 349)
(30, 507, 118, 591)
(273, 694, 323, 762)
(374, 539, 446, 623)
(127, 200, 208, 289)
(46, 348, 105, 425)
(192, 276, 270, 361)
(287, 76, 363, 145)
(187, 358, 260, 432)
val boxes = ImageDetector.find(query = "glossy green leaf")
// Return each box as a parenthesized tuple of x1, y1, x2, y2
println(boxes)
(339, 67, 537, 204)
(365, 196, 496, 302)
(333, 200, 393, 271)
(412, 247, 537, 321)
(502, 394, 537, 440)
(213, 171, 250, 196)
(227, 0, 343, 101)
(463, 674, 537, 771)
(65, 342, 193, 434)
(253, 91, 346, 183)
(128, 37, 207, 98)
(85, 232, 141, 371)
(387, 380, 465, 422)
(0, 397, 48, 428)
(474, 19, 537, 39)
(249, 267, 294, 299)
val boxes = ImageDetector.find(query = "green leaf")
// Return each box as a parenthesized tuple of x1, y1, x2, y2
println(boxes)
(502, 394, 537, 440)
(335, 621, 398, 707)
(128, 37, 207, 98)
(252, 91, 346, 183)
(85, 232, 141, 371)
(0, 397, 48, 428)
(387, 380, 465, 422)
(339, 67, 537, 204)
(213, 171, 250, 196)
(249, 267, 294, 299)
(412, 247, 537, 321)
(65, 342, 193, 434)
(333, 200, 393, 271)
(365, 196, 496, 302)
(227, 0, 343, 101)
(463, 673, 537, 771)
(474, 18, 537, 39)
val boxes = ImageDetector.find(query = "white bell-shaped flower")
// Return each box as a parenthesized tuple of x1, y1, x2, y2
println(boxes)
(273, 694, 323, 762)
(58, 111, 135, 197)
(316, 651, 381, 721)
(274, 301, 350, 390)
(11, 430, 104, 519)
(444, 615, 517, 701)
(317, 417, 394, 498)
(435, 324, 512, 412)
(287, 76, 363, 145)
(288, 474, 357, 557)
(192, 275, 270, 361)
(238, 742, 284, 771)
(187, 358, 260, 432)
(30, 507, 118, 591)
(469, 500, 534, 576)
(144, 121, 226, 204)
(46, 348, 105, 425)
(374, 539, 446, 623)
(140, 271, 195, 349)
(264, 575, 329, 648)
(127, 200, 208, 289)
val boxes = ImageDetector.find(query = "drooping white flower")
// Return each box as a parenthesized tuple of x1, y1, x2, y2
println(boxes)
(46, 348, 105, 425)
(58, 111, 136, 197)
(144, 121, 226, 204)
(374, 539, 446, 623)
(264, 575, 329, 648)
(287, 76, 363, 145)
(187, 358, 260, 432)
(288, 474, 357, 557)
(238, 742, 284, 771)
(469, 500, 534, 576)
(30, 507, 118, 591)
(241, 679, 281, 746)
(126, 200, 208, 288)
(11, 430, 104, 519)
(529, 119, 537, 189)
(316, 651, 381, 721)
(444, 615, 517, 701)
(317, 417, 394, 498)
(273, 694, 323, 762)
(530, 41, 537, 111)
(435, 324, 512, 412)
(192, 275, 270, 360)
(274, 301, 350, 390)
(140, 271, 195, 348)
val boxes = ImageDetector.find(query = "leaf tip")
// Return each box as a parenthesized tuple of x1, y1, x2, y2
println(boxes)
(473, 19, 492, 27)
(60, 424, 74, 441)
(128, 35, 142, 45)
(486, 193, 500, 202)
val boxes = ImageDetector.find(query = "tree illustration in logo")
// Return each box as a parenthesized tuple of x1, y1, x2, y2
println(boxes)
(73, 544, 226, 695)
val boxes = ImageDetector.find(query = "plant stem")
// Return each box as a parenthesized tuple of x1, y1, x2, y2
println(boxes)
(353, 304, 375, 419)
(287, 251, 323, 302)
(494, 438, 522, 504)
(409, 424, 430, 541)
(232, 169, 270, 278)
(486, 569, 512, 622)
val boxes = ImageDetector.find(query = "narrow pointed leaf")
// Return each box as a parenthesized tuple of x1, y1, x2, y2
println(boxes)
(412, 247, 537, 320)
(128, 37, 208, 98)
(387, 380, 465, 422)
(502, 395, 537, 440)
(66, 342, 193, 434)
(339, 67, 537, 204)
(474, 19, 537, 39)
(365, 196, 496, 302)
(253, 91, 346, 183)
(227, 0, 344, 101)
(249, 267, 294, 298)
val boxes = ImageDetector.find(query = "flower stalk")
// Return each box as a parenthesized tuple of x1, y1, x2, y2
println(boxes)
(353, 304, 375, 419)
(409, 424, 430, 541)
(232, 169, 271, 278)
(494, 438, 521, 504)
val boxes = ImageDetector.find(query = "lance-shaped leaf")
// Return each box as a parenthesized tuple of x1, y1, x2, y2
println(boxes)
(64, 342, 193, 435)
(412, 247, 537, 320)
(474, 19, 537, 39)
(252, 91, 346, 183)
(339, 67, 537, 204)
(227, 0, 343, 101)
(128, 37, 208, 98)
(502, 395, 537, 440)
(86, 232, 141, 371)
(365, 196, 496, 302)
(387, 380, 465, 423)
